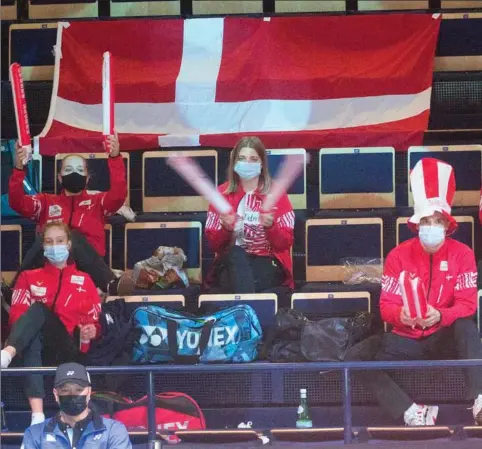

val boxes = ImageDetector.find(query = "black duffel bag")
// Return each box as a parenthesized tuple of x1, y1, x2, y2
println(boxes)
(301, 312, 373, 361)
(263, 309, 373, 362)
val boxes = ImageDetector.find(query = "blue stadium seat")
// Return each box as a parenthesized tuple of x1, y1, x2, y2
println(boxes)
(192, 0, 262, 14)
(292, 291, 370, 316)
(436, 13, 482, 72)
(267, 149, 307, 210)
(306, 218, 383, 282)
(319, 148, 395, 209)
(2, 0, 17, 20)
(1, 225, 22, 285)
(55, 152, 130, 206)
(110, 0, 180, 17)
(441, 1, 482, 9)
(9, 24, 57, 81)
(396, 216, 474, 249)
(143, 150, 217, 213)
(275, 1, 345, 13)
(357, 1, 428, 10)
(106, 294, 185, 316)
(28, 0, 98, 19)
(408, 145, 482, 206)
(125, 222, 202, 283)
(198, 293, 277, 329)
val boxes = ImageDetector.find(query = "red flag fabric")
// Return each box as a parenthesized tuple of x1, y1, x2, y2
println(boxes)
(36, 15, 441, 156)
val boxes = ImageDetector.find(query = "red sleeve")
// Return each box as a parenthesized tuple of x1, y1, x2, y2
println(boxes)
(100, 156, 127, 214)
(9, 272, 32, 326)
(81, 276, 102, 343)
(8, 168, 45, 220)
(380, 250, 404, 329)
(205, 199, 233, 254)
(437, 249, 478, 327)
(264, 193, 294, 252)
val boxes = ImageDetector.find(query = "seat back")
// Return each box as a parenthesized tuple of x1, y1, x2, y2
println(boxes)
(106, 294, 185, 315)
(435, 13, 482, 72)
(55, 152, 130, 206)
(275, 1, 345, 13)
(357, 1, 428, 10)
(125, 222, 202, 282)
(9, 23, 57, 81)
(143, 150, 217, 213)
(28, 0, 98, 19)
(306, 218, 383, 282)
(110, 0, 180, 17)
(408, 145, 482, 206)
(267, 149, 307, 209)
(192, 0, 262, 14)
(319, 147, 395, 209)
(292, 291, 370, 316)
(2, 0, 17, 19)
(198, 293, 277, 329)
(1, 225, 22, 284)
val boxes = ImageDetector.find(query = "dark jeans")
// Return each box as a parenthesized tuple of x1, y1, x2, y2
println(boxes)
(18, 230, 115, 291)
(345, 318, 482, 419)
(7, 303, 80, 399)
(212, 246, 285, 294)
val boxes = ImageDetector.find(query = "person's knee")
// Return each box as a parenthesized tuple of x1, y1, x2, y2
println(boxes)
(452, 318, 478, 335)
(226, 245, 248, 262)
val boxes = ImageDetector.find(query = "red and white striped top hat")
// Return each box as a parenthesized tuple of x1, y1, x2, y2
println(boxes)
(408, 157, 457, 234)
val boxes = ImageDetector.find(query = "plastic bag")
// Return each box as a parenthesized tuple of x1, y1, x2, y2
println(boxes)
(342, 258, 382, 285)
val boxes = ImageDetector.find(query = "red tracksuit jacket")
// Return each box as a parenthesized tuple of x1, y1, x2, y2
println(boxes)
(8, 156, 126, 256)
(10, 263, 102, 352)
(381, 237, 478, 339)
(205, 182, 295, 288)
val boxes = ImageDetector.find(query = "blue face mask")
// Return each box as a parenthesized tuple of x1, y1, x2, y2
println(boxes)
(44, 244, 69, 265)
(419, 225, 445, 249)
(234, 161, 261, 180)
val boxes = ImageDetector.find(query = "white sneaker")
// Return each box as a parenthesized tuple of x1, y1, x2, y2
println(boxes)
(31, 413, 45, 426)
(404, 404, 439, 426)
(472, 394, 482, 425)
(1, 349, 12, 369)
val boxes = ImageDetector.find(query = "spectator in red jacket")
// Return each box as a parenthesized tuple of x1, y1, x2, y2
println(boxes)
(205, 136, 294, 294)
(346, 158, 482, 426)
(9, 135, 133, 296)
(1, 222, 102, 427)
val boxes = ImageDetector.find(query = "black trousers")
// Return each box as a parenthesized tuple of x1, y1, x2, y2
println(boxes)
(345, 318, 482, 419)
(7, 303, 80, 399)
(18, 230, 115, 291)
(211, 246, 285, 294)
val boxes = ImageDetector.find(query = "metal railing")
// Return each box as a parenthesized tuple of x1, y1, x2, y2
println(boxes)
(3, 359, 482, 445)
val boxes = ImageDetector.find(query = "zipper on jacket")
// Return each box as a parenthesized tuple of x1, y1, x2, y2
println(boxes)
(427, 255, 433, 299)
(51, 269, 64, 312)
(68, 196, 74, 226)
(421, 255, 434, 339)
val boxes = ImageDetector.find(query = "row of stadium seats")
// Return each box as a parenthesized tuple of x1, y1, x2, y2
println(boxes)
(13, 145, 482, 213)
(6, 13, 482, 82)
(1, 214, 476, 284)
(2, 0, 481, 21)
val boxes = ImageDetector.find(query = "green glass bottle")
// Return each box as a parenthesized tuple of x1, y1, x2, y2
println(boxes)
(296, 388, 313, 428)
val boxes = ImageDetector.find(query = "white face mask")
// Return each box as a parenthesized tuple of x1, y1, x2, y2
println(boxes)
(234, 161, 261, 180)
(419, 225, 445, 249)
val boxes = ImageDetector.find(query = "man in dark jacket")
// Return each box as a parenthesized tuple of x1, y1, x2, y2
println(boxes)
(21, 363, 131, 449)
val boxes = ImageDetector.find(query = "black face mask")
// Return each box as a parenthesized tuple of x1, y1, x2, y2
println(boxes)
(61, 173, 86, 194)
(58, 394, 88, 416)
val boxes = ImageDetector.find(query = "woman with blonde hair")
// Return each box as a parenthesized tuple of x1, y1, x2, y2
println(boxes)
(205, 137, 295, 293)
(1, 221, 101, 426)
